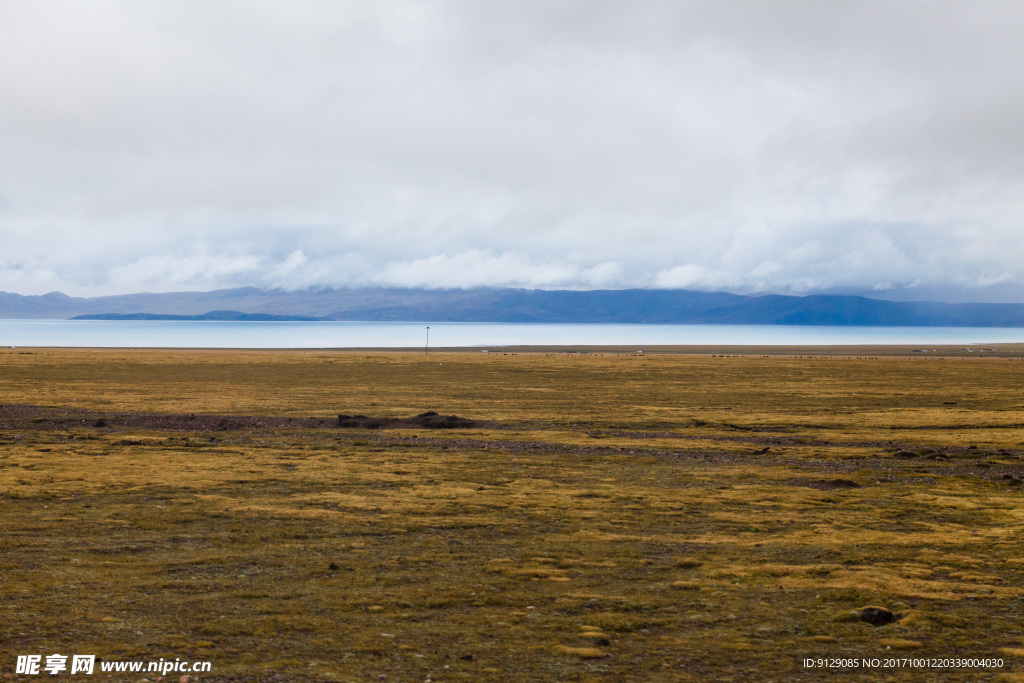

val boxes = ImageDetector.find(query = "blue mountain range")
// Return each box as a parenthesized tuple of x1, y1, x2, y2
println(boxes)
(1, 287, 1023, 326)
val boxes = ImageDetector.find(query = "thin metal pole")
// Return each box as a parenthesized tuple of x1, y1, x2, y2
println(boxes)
(425, 326, 430, 355)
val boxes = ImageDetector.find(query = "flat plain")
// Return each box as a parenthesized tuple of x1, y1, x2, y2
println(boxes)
(2, 347, 1024, 682)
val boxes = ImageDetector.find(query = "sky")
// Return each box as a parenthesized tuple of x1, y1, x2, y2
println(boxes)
(2, 1, 1024, 301)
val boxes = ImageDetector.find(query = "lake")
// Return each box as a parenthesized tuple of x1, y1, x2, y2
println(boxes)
(1, 320, 1022, 348)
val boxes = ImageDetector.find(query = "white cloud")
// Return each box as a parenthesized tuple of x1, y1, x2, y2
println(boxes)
(0, 1, 1023, 300)
(370, 250, 622, 289)
(655, 264, 711, 289)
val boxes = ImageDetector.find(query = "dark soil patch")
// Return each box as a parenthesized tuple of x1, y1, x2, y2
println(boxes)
(859, 606, 895, 626)
(337, 411, 476, 429)
(0, 404, 486, 432)
(789, 478, 862, 490)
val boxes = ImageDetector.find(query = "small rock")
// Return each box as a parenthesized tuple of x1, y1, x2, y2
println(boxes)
(880, 638, 922, 650)
(328, 563, 340, 571)
(458, 654, 474, 661)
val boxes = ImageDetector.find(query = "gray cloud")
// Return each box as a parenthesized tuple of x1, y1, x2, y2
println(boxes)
(1, 0, 1023, 300)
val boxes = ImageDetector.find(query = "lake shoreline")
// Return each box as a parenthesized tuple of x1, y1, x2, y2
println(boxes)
(3, 319, 1024, 348)
(6, 343, 1024, 357)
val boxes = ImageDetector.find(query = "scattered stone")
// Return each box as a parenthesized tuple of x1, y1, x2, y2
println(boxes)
(859, 606, 894, 626)
(328, 563, 340, 571)
(879, 638, 922, 650)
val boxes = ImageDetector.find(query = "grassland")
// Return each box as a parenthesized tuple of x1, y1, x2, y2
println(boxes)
(1, 348, 1024, 681)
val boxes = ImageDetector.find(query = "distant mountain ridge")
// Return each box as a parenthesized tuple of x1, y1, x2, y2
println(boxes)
(72, 310, 325, 322)
(3, 287, 1024, 326)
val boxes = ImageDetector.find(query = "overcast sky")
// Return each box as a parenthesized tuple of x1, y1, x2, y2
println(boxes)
(2, 1, 1023, 300)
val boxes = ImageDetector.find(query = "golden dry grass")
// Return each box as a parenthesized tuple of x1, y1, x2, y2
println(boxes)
(1, 348, 1023, 681)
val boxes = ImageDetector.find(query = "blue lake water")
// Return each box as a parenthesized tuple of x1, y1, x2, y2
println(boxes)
(0, 320, 1022, 348)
